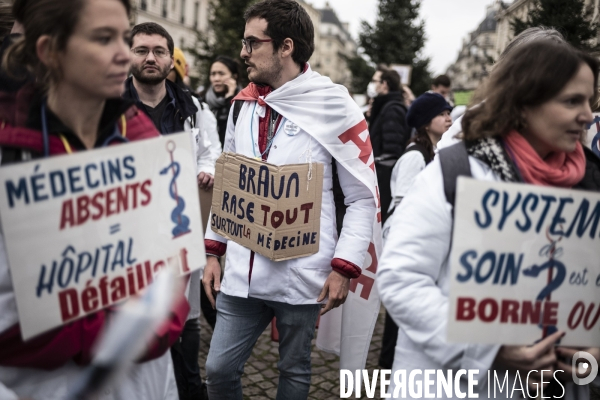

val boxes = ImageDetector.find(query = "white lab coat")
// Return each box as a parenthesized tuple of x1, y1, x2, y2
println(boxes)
(205, 98, 375, 305)
(187, 97, 221, 177)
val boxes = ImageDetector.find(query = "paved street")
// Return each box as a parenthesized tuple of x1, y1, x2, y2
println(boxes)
(199, 306, 386, 400)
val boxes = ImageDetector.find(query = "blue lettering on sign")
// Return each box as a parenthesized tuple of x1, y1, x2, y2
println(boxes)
(220, 190, 255, 223)
(6, 177, 29, 207)
(50, 170, 67, 196)
(470, 188, 600, 239)
(237, 164, 302, 199)
(474, 189, 499, 228)
(35, 238, 137, 298)
(515, 193, 539, 232)
(84, 164, 100, 189)
(566, 199, 600, 239)
(456, 250, 523, 285)
(4, 156, 138, 208)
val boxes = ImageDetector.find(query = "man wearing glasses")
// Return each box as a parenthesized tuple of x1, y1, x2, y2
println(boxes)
(123, 22, 220, 400)
(124, 22, 220, 190)
(203, 1, 378, 399)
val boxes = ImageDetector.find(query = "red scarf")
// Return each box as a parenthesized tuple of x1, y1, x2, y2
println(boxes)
(233, 84, 280, 159)
(504, 130, 586, 187)
(233, 83, 271, 106)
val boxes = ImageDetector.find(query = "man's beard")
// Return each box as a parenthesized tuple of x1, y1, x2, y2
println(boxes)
(130, 63, 170, 85)
(248, 54, 282, 87)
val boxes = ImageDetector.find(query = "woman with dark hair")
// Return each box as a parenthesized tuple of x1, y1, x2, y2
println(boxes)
(204, 55, 241, 147)
(378, 40, 600, 399)
(0, 0, 187, 398)
(387, 92, 452, 220)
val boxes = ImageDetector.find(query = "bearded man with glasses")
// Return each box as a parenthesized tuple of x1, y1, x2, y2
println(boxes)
(123, 21, 221, 400)
(203, 1, 379, 399)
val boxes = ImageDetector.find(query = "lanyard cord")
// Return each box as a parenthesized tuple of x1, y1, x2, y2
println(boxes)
(249, 102, 285, 160)
(41, 100, 51, 157)
(41, 99, 128, 155)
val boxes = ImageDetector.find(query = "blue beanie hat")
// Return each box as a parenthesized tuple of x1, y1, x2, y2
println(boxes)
(406, 92, 452, 130)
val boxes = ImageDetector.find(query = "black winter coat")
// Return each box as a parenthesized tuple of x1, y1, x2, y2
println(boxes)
(369, 91, 410, 159)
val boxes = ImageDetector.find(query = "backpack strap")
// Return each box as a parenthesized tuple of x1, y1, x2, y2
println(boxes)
(232, 100, 243, 126)
(438, 142, 472, 208)
(403, 143, 432, 164)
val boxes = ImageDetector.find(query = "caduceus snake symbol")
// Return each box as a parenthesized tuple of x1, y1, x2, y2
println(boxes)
(522, 226, 566, 339)
(160, 141, 191, 238)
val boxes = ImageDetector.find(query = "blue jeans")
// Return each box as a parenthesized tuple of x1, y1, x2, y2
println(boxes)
(205, 293, 321, 400)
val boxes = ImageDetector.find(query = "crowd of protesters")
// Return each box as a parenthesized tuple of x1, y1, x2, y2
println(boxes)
(0, 0, 599, 399)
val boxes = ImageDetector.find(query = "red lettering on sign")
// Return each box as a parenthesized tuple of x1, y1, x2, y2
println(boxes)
(456, 297, 476, 321)
(455, 297, 559, 325)
(59, 180, 153, 230)
(568, 302, 600, 330)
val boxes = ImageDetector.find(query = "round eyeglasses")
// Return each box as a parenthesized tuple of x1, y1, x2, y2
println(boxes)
(241, 38, 273, 54)
(131, 47, 170, 58)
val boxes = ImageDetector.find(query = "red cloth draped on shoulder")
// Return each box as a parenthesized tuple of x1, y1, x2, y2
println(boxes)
(0, 84, 189, 369)
(206, 79, 362, 279)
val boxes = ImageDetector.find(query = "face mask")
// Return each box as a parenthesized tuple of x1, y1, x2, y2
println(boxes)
(367, 82, 378, 98)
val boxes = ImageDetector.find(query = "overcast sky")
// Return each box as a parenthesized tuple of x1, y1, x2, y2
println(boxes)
(309, 0, 495, 75)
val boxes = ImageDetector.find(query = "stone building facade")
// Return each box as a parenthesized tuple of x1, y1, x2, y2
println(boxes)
(297, 0, 322, 71)
(446, 2, 501, 92)
(315, 4, 357, 88)
(447, 0, 600, 95)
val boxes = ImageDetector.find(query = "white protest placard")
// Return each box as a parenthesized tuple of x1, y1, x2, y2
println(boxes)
(211, 153, 324, 261)
(448, 177, 600, 346)
(389, 64, 413, 85)
(0, 132, 206, 340)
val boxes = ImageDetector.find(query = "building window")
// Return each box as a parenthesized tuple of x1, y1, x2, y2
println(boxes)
(141, 0, 147, 10)
(194, 1, 199, 30)
(162, 0, 167, 17)
(180, 37, 185, 49)
(180, 0, 186, 24)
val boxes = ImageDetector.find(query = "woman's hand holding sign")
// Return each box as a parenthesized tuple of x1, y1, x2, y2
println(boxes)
(202, 256, 222, 309)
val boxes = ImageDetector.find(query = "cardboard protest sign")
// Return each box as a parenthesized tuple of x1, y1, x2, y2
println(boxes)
(211, 153, 323, 261)
(0, 132, 206, 340)
(447, 177, 600, 346)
